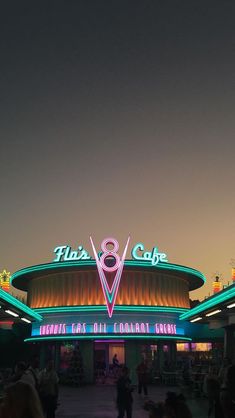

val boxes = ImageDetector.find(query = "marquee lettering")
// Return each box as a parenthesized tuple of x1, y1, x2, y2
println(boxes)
(39, 321, 177, 336)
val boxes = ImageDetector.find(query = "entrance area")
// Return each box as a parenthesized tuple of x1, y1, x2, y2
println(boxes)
(38, 339, 217, 386)
(94, 340, 125, 384)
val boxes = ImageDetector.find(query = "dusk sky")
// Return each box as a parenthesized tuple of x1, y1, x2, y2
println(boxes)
(1, 1, 234, 301)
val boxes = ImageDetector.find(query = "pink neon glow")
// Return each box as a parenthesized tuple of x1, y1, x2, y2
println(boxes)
(90, 236, 130, 317)
(155, 323, 176, 334)
(95, 340, 125, 343)
(100, 238, 121, 272)
(38, 321, 177, 335)
(114, 322, 150, 333)
(100, 252, 121, 272)
(72, 323, 86, 334)
(101, 238, 119, 253)
(0, 321, 13, 325)
(40, 323, 66, 335)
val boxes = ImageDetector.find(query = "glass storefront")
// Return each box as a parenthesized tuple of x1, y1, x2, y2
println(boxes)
(59, 342, 84, 385)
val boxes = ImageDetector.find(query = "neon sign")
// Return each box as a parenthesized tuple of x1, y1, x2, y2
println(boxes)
(90, 237, 130, 318)
(131, 243, 168, 265)
(38, 322, 177, 336)
(53, 246, 91, 262)
(52, 237, 168, 317)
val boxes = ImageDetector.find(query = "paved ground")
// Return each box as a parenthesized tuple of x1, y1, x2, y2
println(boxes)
(56, 384, 208, 418)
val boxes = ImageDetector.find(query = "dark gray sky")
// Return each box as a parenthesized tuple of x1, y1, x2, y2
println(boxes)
(1, 1, 235, 300)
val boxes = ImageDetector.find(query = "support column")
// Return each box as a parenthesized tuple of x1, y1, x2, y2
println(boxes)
(157, 342, 165, 373)
(169, 342, 177, 368)
(125, 340, 143, 384)
(105, 343, 109, 375)
(39, 344, 46, 369)
(223, 327, 235, 361)
(79, 340, 94, 384)
(55, 342, 60, 372)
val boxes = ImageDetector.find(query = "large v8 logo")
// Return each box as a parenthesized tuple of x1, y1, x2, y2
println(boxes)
(90, 237, 130, 317)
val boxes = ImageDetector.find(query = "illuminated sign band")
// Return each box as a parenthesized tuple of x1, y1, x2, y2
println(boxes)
(38, 321, 177, 336)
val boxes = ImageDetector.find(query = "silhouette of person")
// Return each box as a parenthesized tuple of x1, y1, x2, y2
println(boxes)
(136, 359, 148, 396)
(116, 366, 133, 418)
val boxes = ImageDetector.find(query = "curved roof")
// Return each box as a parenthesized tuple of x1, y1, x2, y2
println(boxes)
(180, 283, 235, 322)
(11, 259, 205, 292)
(0, 288, 42, 321)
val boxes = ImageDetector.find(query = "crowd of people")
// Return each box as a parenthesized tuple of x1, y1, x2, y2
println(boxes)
(0, 359, 59, 418)
(203, 358, 235, 418)
(0, 354, 235, 418)
(115, 355, 235, 418)
(115, 360, 193, 418)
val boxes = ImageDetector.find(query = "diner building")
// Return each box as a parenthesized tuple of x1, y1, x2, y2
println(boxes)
(1, 237, 234, 383)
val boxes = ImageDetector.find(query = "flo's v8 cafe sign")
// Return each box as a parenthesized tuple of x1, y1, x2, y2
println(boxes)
(53, 237, 168, 318)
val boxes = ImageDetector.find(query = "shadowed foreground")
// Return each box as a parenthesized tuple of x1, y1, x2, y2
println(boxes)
(56, 385, 208, 418)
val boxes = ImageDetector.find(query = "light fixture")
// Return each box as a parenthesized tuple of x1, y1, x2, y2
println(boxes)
(190, 317, 202, 323)
(21, 318, 31, 324)
(205, 309, 221, 317)
(227, 302, 235, 309)
(5, 309, 19, 317)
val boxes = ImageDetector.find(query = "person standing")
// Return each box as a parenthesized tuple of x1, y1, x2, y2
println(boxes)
(116, 366, 133, 418)
(220, 364, 235, 418)
(113, 354, 120, 367)
(113, 353, 120, 378)
(136, 359, 148, 396)
(0, 381, 44, 418)
(203, 366, 221, 418)
(7, 361, 36, 387)
(218, 357, 231, 386)
(39, 360, 59, 418)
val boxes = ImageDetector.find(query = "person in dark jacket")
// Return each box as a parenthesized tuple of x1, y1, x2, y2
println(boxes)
(136, 360, 148, 396)
(116, 366, 133, 418)
(220, 364, 235, 418)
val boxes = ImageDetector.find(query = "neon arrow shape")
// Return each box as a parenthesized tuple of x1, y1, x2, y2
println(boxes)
(90, 236, 130, 318)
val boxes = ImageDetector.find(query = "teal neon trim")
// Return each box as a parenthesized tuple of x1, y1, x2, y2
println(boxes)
(0, 289, 42, 321)
(34, 305, 188, 314)
(11, 260, 205, 286)
(25, 335, 191, 342)
(126, 261, 205, 283)
(11, 260, 97, 283)
(180, 284, 235, 321)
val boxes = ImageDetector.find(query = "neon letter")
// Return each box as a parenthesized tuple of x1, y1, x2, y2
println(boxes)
(53, 246, 67, 262)
(131, 243, 144, 260)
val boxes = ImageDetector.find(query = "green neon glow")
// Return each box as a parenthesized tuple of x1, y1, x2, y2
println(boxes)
(11, 260, 96, 283)
(0, 289, 42, 321)
(34, 305, 188, 314)
(131, 243, 168, 265)
(180, 284, 235, 321)
(11, 260, 205, 287)
(25, 335, 191, 342)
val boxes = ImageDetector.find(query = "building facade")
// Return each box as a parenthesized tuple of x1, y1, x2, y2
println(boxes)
(3, 237, 225, 383)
